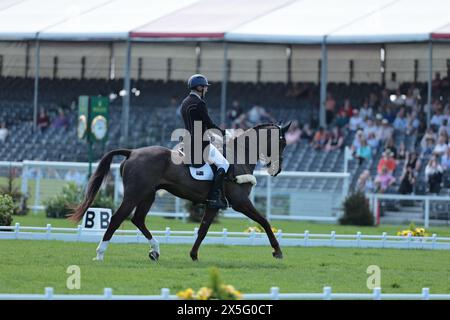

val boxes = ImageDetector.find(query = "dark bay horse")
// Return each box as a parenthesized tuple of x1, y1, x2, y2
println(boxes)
(69, 122, 291, 261)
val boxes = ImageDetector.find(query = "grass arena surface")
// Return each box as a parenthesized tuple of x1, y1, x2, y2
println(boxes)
(1, 240, 450, 295)
(2, 212, 450, 296)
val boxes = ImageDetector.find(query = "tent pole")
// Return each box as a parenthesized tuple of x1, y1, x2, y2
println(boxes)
(427, 40, 433, 128)
(33, 37, 40, 132)
(122, 38, 132, 146)
(220, 41, 228, 127)
(319, 37, 328, 128)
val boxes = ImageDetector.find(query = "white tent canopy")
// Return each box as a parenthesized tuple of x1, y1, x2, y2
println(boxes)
(0, 0, 449, 42)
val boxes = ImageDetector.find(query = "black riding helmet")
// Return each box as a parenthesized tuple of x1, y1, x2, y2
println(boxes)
(187, 74, 210, 90)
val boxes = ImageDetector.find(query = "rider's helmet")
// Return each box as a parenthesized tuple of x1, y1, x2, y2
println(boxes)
(187, 74, 210, 90)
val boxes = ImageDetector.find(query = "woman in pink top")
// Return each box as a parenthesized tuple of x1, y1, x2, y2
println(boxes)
(375, 166, 396, 193)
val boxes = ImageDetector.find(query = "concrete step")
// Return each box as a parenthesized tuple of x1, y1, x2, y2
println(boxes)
(383, 211, 423, 219)
(380, 216, 450, 226)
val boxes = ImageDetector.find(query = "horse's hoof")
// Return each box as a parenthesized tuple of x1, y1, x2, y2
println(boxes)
(190, 252, 198, 261)
(149, 251, 159, 261)
(272, 251, 283, 259)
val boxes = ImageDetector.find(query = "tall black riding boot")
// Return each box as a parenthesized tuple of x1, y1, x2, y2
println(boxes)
(206, 168, 228, 210)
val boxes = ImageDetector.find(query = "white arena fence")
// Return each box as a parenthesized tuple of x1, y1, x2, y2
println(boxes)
(0, 160, 350, 222)
(1, 286, 449, 300)
(1, 224, 450, 250)
(366, 192, 450, 228)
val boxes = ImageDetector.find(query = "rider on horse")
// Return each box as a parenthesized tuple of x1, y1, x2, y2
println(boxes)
(180, 74, 229, 210)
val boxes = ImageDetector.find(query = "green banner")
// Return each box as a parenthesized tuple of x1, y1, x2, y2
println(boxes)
(77, 95, 89, 140)
(89, 96, 109, 142)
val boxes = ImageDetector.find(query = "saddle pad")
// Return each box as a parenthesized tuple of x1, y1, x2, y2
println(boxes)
(189, 163, 214, 181)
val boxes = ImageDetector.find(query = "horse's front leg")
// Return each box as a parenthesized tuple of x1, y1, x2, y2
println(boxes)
(190, 207, 219, 261)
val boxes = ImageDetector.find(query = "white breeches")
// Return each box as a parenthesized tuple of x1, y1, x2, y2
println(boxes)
(208, 144, 230, 172)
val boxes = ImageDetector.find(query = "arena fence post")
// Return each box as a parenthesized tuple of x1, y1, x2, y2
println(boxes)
(266, 175, 272, 221)
(424, 198, 430, 228)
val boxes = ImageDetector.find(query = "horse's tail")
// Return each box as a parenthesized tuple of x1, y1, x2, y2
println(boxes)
(67, 149, 132, 222)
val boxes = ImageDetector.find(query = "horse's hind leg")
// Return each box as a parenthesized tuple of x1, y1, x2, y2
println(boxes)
(232, 198, 283, 259)
(190, 207, 219, 261)
(93, 198, 136, 261)
(131, 193, 160, 261)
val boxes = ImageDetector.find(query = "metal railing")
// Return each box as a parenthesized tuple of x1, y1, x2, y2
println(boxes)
(1, 286, 449, 300)
(2, 224, 449, 250)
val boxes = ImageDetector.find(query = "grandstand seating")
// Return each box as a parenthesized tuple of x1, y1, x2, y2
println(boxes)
(0, 77, 449, 199)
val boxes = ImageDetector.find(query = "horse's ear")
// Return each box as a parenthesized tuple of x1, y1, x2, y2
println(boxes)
(281, 121, 292, 135)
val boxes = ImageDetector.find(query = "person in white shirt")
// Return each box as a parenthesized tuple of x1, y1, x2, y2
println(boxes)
(378, 119, 393, 144)
(349, 109, 364, 132)
(0, 122, 8, 143)
(359, 100, 373, 120)
(441, 147, 450, 171)
(431, 109, 445, 127)
(364, 119, 378, 138)
(433, 135, 448, 156)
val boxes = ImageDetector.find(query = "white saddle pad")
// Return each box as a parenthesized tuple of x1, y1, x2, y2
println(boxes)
(189, 163, 214, 181)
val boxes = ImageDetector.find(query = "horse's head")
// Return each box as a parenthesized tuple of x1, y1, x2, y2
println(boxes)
(257, 122, 291, 177)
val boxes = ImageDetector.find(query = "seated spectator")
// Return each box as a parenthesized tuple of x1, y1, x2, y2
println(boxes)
(334, 109, 348, 129)
(341, 98, 353, 118)
(52, 108, 69, 129)
(398, 166, 416, 195)
(359, 99, 373, 120)
(367, 132, 380, 154)
(396, 142, 407, 161)
(405, 111, 419, 136)
(355, 138, 372, 164)
(351, 130, 364, 153)
(246, 104, 275, 126)
(300, 123, 314, 142)
(425, 157, 444, 194)
(393, 108, 408, 132)
(377, 150, 397, 174)
(311, 127, 328, 150)
(227, 100, 243, 128)
(420, 128, 437, 150)
(441, 147, 450, 171)
(433, 134, 448, 157)
(378, 119, 393, 144)
(349, 109, 364, 132)
(325, 126, 343, 152)
(384, 136, 397, 159)
(37, 109, 50, 131)
(363, 119, 377, 138)
(431, 108, 445, 128)
(439, 118, 450, 137)
(405, 151, 421, 173)
(375, 166, 396, 193)
(355, 170, 375, 193)
(325, 93, 336, 126)
(285, 120, 301, 145)
(0, 121, 8, 143)
(421, 136, 436, 157)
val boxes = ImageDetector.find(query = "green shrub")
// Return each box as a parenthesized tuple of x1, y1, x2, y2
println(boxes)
(0, 167, 28, 215)
(339, 191, 374, 226)
(0, 194, 14, 227)
(44, 182, 115, 219)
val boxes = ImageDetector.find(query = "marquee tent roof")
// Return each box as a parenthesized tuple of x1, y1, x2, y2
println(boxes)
(0, 0, 448, 43)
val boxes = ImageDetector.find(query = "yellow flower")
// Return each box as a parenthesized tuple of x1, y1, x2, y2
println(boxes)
(221, 284, 242, 300)
(244, 226, 262, 233)
(177, 288, 194, 300)
(197, 287, 212, 300)
(415, 228, 425, 235)
(271, 227, 278, 233)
